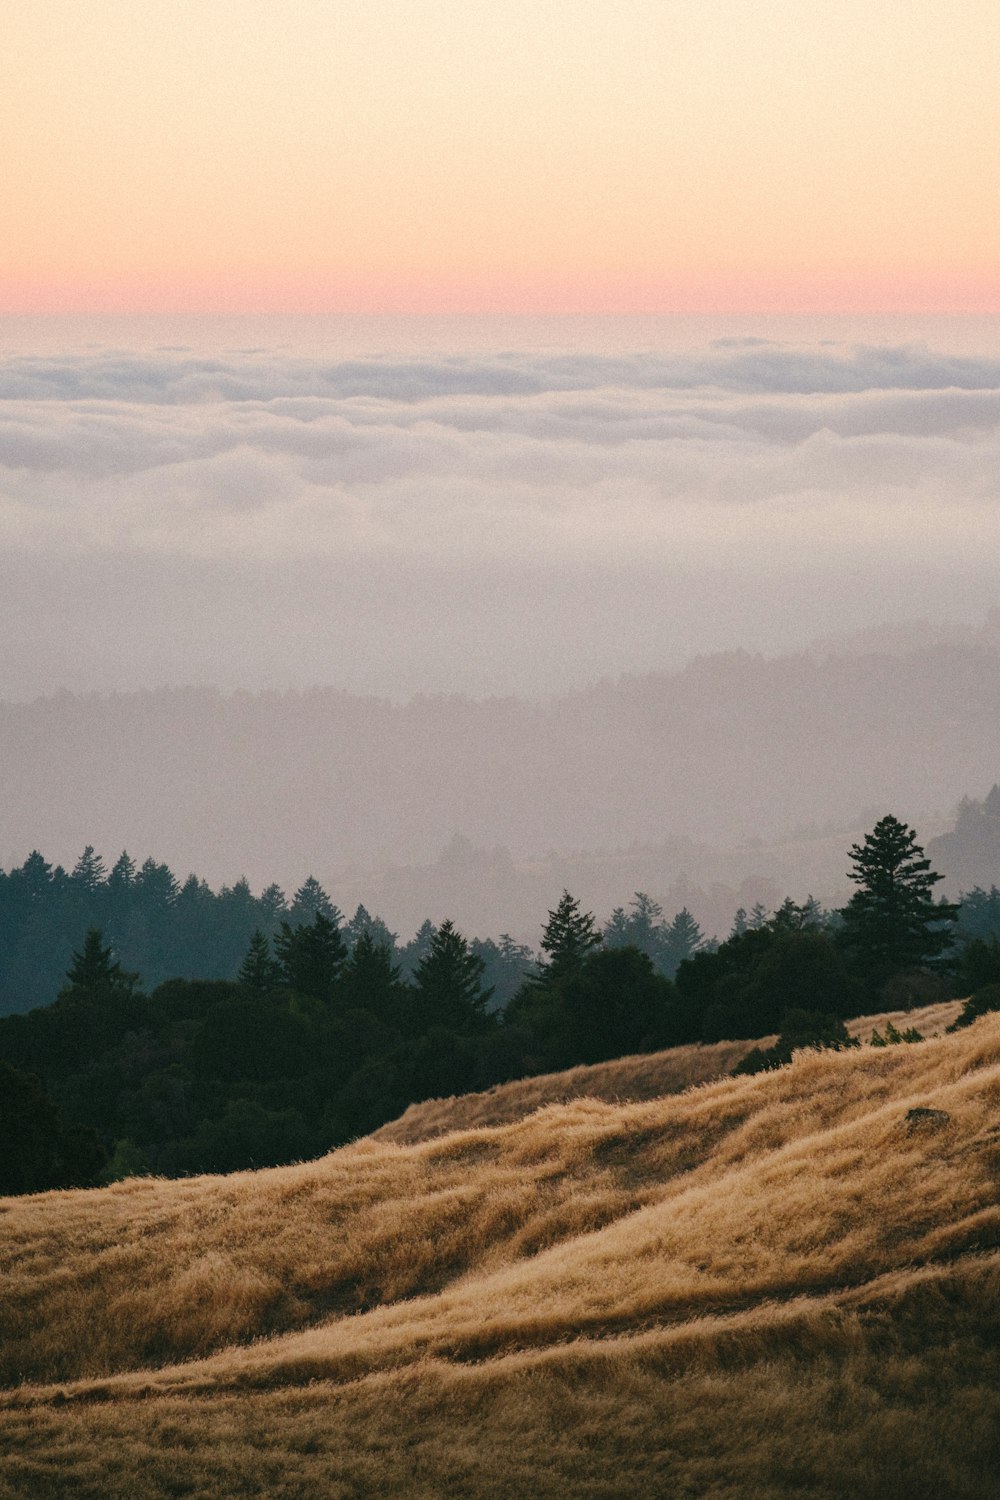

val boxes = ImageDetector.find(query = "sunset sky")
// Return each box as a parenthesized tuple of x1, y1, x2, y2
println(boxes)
(4, 0, 999, 314)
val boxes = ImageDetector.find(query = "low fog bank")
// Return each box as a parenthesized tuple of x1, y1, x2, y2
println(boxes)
(2, 336, 1000, 699)
(2, 628, 998, 940)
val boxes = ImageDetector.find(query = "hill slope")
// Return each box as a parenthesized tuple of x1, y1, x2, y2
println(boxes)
(372, 1000, 965, 1145)
(2, 1012, 999, 1498)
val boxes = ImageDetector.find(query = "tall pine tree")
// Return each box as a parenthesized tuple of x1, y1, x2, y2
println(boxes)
(839, 815, 958, 991)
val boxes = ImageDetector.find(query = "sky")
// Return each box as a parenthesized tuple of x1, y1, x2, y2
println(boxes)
(1, 6, 998, 707)
(3, 0, 999, 314)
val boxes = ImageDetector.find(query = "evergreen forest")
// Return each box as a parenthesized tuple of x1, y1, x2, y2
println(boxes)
(2, 819, 999, 1196)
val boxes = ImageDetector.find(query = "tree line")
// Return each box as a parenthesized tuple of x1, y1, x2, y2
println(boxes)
(2, 815, 999, 1196)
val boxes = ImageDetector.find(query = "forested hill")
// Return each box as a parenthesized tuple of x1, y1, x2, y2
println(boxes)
(2, 636, 999, 889)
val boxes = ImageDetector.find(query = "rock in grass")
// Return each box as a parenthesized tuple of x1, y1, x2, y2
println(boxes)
(905, 1106, 950, 1126)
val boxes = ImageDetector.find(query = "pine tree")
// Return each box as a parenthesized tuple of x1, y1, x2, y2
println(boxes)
(238, 929, 282, 992)
(289, 876, 337, 926)
(274, 910, 346, 1001)
(399, 918, 438, 979)
(258, 883, 288, 927)
(839, 815, 958, 989)
(63, 928, 137, 996)
(603, 907, 631, 946)
(411, 919, 493, 1033)
(108, 851, 137, 892)
(663, 908, 705, 974)
(341, 930, 406, 1022)
(71, 846, 107, 892)
(345, 903, 398, 956)
(538, 891, 601, 981)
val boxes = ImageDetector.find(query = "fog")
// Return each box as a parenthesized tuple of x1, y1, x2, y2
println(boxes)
(1, 316, 997, 938)
(1, 317, 998, 700)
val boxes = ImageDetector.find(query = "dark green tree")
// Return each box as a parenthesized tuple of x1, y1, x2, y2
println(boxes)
(237, 929, 282, 992)
(839, 816, 958, 994)
(71, 845, 107, 893)
(340, 930, 406, 1023)
(399, 918, 438, 979)
(554, 946, 676, 1066)
(345, 904, 398, 956)
(410, 919, 493, 1033)
(538, 890, 602, 981)
(274, 911, 346, 1001)
(288, 876, 337, 926)
(0, 1062, 105, 1194)
(663, 907, 705, 975)
(64, 928, 138, 997)
(733, 1009, 859, 1076)
(471, 933, 536, 1010)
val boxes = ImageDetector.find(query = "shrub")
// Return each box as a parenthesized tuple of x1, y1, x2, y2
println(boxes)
(947, 982, 1000, 1032)
(733, 1010, 859, 1076)
(869, 1021, 924, 1047)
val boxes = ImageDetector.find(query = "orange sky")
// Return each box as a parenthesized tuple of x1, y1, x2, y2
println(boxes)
(3, 0, 999, 314)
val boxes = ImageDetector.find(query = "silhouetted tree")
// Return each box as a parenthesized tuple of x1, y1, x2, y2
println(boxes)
(71, 846, 107, 899)
(839, 815, 958, 994)
(238, 929, 282, 992)
(411, 919, 493, 1033)
(663, 907, 705, 975)
(957, 885, 1000, 944)
(538, 890, 602, 981)
(398, 918, 438, 980)
(64, 927, 136, 995)
(274, 911, 346, 1001)
(288, 876, 337, 927)
(730, 907, 749, 938)
(345, 903, 398, 957)
(471, 932, 536, 1010)
(340, 930, 406, 1024)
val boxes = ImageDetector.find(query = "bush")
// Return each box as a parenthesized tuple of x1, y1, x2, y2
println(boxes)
(947, 982, 1000, 1032)
(869, 1021, 924, 1046)
(732, 1010, 859, 1076)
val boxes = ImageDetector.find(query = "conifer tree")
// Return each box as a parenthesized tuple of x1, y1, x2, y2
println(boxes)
(538, 891, 602, 981)
(71, 846, 107, 892)
(664, 907, 705, 972)
(340, 930, 406, 1022)
(274, 910, 346, 1001)
(411, 919, 493, 1032)
(289, 876, 337, 926)
(839, 815, 958, 989)
(63, 928, 138, 996)
(238, 929, 282, 992)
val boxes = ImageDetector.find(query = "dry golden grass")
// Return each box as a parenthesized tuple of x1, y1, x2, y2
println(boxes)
(846, 996, 964, 1040)
(2, 1007, 999, 1498)
(374, 997, 966, 1148)
(373, 1035, 757, 1144)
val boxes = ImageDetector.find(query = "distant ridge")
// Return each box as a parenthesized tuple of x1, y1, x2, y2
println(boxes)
(2, 632, 998, 933)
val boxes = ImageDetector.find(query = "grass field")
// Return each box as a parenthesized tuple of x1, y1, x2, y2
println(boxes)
(2, 999, 997, 1498)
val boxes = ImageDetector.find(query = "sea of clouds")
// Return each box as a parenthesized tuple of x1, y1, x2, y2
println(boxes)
(1, 336, 998, 699)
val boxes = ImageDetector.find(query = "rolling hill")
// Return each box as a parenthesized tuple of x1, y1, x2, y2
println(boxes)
(2, 1004, 998, 1498)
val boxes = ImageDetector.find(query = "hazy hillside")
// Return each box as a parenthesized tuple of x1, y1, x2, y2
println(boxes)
(3, 1008, 999, 1497)
(2, 629, 999, 934)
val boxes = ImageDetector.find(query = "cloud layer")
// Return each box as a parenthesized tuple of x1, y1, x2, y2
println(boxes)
(1, 338, 998, 699)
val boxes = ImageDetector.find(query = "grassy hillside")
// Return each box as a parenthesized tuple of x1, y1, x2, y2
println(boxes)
(374, 999, 964, 1145)
(2, 1005, 998, 1498)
